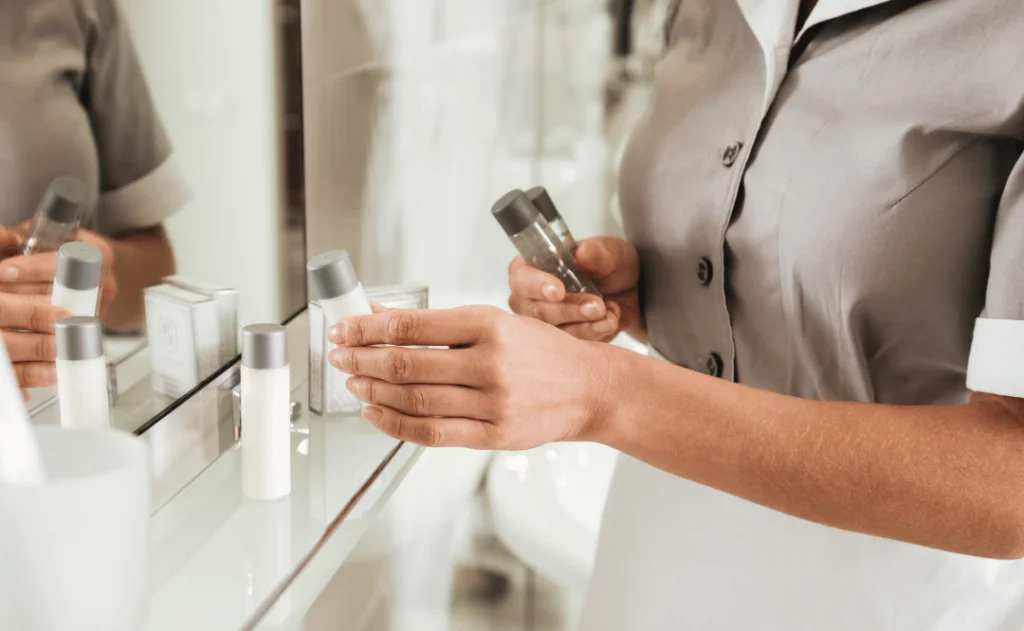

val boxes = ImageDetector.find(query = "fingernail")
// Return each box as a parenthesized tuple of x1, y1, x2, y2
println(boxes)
(328, 323, 348, 344)
(43, 364, 57, 383)
(541, 284, 559, 301)
(580, 301, 603, 320)
(329, 349, 347, 370)
(2, 266, 18, 281)
(362, 406, 383, 422)
(592, 320, 616, 335)
(346, 377, 364, 397)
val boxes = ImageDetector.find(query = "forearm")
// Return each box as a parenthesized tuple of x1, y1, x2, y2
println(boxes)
(592, 346, 1024, 559)
(104, 226, 175, 331)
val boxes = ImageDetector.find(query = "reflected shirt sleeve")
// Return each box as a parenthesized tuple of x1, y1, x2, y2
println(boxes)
(966, 150, 1024, 398)
(81, 0, 191, 236)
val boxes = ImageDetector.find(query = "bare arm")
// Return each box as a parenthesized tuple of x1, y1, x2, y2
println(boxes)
(594, 345, 1024, 559)
(103, 225, 175, 331)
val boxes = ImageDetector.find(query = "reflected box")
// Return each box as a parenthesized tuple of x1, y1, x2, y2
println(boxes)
(163, 275, 239, 365)
(144, 284, 221, 399)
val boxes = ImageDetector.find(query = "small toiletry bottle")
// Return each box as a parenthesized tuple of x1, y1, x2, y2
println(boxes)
(241, 324, 291, 501)
(526, 186, 578, 254)
(55, 316, 110, 430)
(0, 337, 46, 484)
(307, 250, 373, 414)
(493, 189, 601, 296)
(23, 176, 88, 255)
(51, 242, 102, 317)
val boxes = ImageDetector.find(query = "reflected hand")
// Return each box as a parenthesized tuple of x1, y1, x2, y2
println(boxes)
(0, 229, 118, 317)
(0, 294, 72, 388)
(326, 306, 613, 450)
(507, 236, 643, 342)
(0, 225, 25, 258)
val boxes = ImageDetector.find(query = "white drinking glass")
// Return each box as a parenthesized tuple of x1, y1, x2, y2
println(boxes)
(0, 427, 150, 631)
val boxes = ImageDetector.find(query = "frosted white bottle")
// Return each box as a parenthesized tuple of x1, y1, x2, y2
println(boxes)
(51, 242, 102, 317)
(55, 317, 110, 430)
(241, 324, 291, 501)
(307, 250, 373, 414)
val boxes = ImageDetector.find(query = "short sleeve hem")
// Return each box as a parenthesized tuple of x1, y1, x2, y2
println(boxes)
(96, 154, 192, 236)
(966, 318, 1024, 398)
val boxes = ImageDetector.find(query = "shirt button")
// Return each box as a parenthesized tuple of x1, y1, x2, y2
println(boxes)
(721, 142, 743, 167)
(705, 353, 724, 378)
(696, 257, 713, 286)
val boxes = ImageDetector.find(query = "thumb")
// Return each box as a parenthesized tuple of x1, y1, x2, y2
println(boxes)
(574, 239, 616, 279)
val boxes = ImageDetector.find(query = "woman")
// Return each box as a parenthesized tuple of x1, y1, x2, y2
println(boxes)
(328, 0, 1024, 628)
(0, 0, 187, 388)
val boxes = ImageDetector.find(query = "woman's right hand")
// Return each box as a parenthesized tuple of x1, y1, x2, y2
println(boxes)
(0, 294, 72, 389)
(508, 236, 644, 342)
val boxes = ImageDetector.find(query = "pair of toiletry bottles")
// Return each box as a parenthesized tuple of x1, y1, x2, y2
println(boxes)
(492, 186, 601, 296)
(240, 249, 373, 502)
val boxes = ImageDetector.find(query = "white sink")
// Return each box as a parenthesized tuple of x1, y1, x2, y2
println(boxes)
(487, 441, 619, 591)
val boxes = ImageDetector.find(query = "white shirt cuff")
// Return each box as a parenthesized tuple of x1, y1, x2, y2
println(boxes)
(96, 155, 193, 235)
(966, 318, 1024, 398)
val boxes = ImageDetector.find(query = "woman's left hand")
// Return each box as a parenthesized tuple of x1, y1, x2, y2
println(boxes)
(0, 228, 118, 316)
(328, 305, 614, 449)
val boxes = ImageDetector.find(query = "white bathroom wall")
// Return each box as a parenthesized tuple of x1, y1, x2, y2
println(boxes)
(119, 0, 291, 329)
(301, 0, 611, 307)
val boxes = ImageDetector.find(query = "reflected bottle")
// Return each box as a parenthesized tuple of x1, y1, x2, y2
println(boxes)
(492, 189, 600, 296)
(51, 242, 102, 317)
(526, 186, 578, 254)
(23, 176, 88, 255)
(55, 317, 110, 430)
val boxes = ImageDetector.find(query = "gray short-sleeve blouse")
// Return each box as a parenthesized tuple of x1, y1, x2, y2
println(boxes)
(0, 0, 189, 236)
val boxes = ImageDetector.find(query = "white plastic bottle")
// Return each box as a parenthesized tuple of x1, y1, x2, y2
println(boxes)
(306, 250, 373, 413)
(241, 324, 291, 501)
(54, 316, 111, 430)
(51, 242, 102, 317)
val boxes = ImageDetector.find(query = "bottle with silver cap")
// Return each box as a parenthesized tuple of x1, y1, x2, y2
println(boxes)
(306, 250, 373, 414)
(23, 176, 88, 255)
(526, 186, 579, 254)
(492, 189, 601, 296)
(51, 242, 102, 317)
(241, 323, 291, 501)
(55, 316, 110, 430)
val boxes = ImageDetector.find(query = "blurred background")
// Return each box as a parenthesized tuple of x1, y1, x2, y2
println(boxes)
(120, 0, 669, 628)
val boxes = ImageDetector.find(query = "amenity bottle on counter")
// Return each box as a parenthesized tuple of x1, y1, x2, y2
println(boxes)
(51, 242, 102, 317)
(306, 250, 373, 414)
(23, 176, 88, 255)
(526, 186, 579, 254)
(55, 317, 110, 430)
(241, 324, 291, 501)
(493, 189, 601, 296)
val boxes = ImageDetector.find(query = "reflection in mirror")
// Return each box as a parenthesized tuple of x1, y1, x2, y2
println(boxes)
(5, 0, 306, 431)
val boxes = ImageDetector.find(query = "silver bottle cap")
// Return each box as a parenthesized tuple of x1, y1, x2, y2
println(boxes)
(55, 316, 104, 361)
(40, 176, 87, 224)
(307, 250, 361, 301)
(242, 324, 288, 370)
(525, 186, 562, 224)
(56, 242, 102, 290)
(492, 189, 540, 237)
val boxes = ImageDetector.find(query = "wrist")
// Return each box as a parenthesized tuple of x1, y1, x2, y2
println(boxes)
(578, 342, 636, 445)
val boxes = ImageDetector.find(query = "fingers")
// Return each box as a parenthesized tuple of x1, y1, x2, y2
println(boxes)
(508, 257, 565, 302)
(0, 227, 23, 257)
(347, 377, 493, 419)
(13, 361, 57, 388)
(361, 405, 497, 449)
(509, 292, 606, 326)
(561, 301, 622, 341)
(0, 252, 58, 284)
(329, 306, 495, 348)
(4, 331, 57, 363)
(575, 237, 640, 294)
(0, 283, 53, 296)
(330, 346, 482, 386)
(0, 295, 69, 332)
